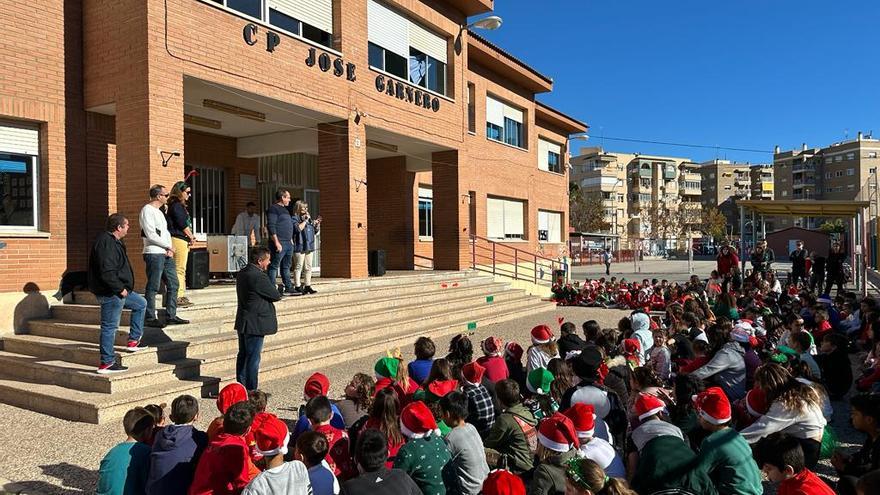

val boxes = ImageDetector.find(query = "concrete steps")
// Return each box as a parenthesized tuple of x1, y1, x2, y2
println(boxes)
(0, 270, 554, 423)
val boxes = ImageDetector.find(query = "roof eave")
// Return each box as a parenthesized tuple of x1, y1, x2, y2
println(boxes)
(467, 32, 553, 93)
(535, 102, 588, 134)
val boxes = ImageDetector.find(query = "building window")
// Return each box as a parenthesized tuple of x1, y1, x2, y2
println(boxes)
(418, 186, 432, 238)
(724, 185, 731, 190)
(836, 170, 844, 177)
(538, 138, 562, 173)
(825, 172, 832, 179)
(486, 95, 524, 148)
(267, 0, 334, 48)
(848, 184, 855, 191)
(0, 123, 39, 230)
(847, 168, 855, 176)
(222, 0, 262, 19)
(869, 152, 878, 159)
(467, 83, 475, 133)
(617, 193, 624, 202)
(846, 152, 855, 161)
(835, 155, 843, 162)
(825, 157, 833, 164)
(487, 197, 525, 240)
(538, 210, 562, 243)
(186, 165, 227, 238)
(367, 0, 448, 96)
(782, 190, 788, 197)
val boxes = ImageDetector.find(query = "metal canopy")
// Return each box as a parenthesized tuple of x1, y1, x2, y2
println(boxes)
(737, 200, 870, 218)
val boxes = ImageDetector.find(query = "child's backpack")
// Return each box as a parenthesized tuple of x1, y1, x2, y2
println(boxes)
(511, 413, 538, 455)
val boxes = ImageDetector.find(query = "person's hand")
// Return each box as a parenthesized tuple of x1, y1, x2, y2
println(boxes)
(314, 216, 322, 225)
(120, 289, 129, 298)
(188, 236, 195, 246)
(275, 240, 282, 252)
(831, 451, 848, 472)
(165, 248, 174, 257)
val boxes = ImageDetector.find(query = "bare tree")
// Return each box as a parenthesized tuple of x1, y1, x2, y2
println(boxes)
(569, 183, 611, 233)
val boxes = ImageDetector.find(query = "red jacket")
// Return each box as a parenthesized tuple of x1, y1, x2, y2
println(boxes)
(778, 469, 834, 495)
(188, 433, 255, 495)
(476, 355, 509, 383)
(314, 423, 356, 481)
(717, 252, 740, 276)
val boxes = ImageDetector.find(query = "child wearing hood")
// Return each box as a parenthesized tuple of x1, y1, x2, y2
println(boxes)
(629, 312, 653, 364)
(476, 336, 508, 383)
(208, 383, 249, 440)
(292, 373, 346, 442)
(146, 395, 208, 495)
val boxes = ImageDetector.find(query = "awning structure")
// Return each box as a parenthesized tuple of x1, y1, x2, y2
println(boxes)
(737, 200, 871, 296)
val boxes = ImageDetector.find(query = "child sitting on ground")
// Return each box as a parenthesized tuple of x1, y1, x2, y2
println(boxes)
(374, 355, 420, 404)
(248, 390, 278, 464)
(189, 401, 257, 495)
(527, 325, 561, 374)
(97, 407, 155, 495)
(790, 332, 822, 380)
(816, 333, 853, 400)
(340, 429, 421, 494)
(293, 373, 346, 442)
(504, 342, 527, 390)
(689, 387, 762, 495)
(558, 321, 588, 359)
(295, 431, 339, 495)
(564, 457, 637, 495)
(408, 336, 436, 385)
(563, 403, 625, 479)
(393, 401, 452, 495)
(243, 416, 311, 495)
(831, 393, 880, 490)
(146, 395, 208, 495)
(530, 412, 580, 494)
(812, 308, 833, 341)
(207, 382, 248, 440)
(439, 391, 490, 494)
(144, 403, 167, 444)
(677, 340, 710, 375)
(483, 379, 538, 474)
(306, 396, 355, 481)
(460, 361, 496, 437)
(755, 433, 834, 495)
(525, 367, 558, 421)
(477, 336, 508, 383)
(648, 329, 671, 382)
(333, 373, 374, 429)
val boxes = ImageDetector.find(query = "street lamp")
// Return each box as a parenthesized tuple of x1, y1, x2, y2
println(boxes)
(467, 15, 503, 30)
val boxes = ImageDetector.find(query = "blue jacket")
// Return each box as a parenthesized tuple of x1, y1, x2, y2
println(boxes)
(292, 214, 318, 253)
(146, 424, 208, 495)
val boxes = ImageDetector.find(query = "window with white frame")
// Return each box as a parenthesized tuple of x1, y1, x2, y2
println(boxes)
(486, 95, 524, 148)
(835, 155, 843, 162)
(0, 123, 39, 230)
(206, 0, 334, 48)
(847, 168, 855, 176)
(846, 152, 855, 161)
(418, 186, 432, 238)
(538, 210, 562, 243)
(848, 184, 855, 191)
(538, 138, 562, 173)
(367, 0, 447, 95)
(486, 197, 525, 240)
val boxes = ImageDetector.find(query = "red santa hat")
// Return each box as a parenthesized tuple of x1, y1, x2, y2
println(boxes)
(531, 325, 554, 344)
(505, 342, 524, 362)
(562, 403, 596, 439)
(253, 415, 290, 457)
(426, 379, 458, 400)
(400, 401, 440, 438)
(462, 361, 485, 386)
(692, 386, 732, 425)
(746, 388, 769, 417)
(303, 372, 330, 399)
(622, 338, 641, 355)
(635, 393, 666, 421)
(537, 412, 580, 452)
(482, 469, 526, 495)
(481, 336, 503, 356)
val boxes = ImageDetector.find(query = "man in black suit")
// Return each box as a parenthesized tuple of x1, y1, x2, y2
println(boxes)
(235, 246, 281, 390)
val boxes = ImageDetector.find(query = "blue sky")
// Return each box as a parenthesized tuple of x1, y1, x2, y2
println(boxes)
(474, 0, 880, 163)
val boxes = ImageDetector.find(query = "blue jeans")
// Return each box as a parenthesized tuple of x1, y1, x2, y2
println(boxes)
(267, 240, 293, 290)
(236, 332, 264, 390)
(97, 292, 146, 365)
(144, 254, 179, 319)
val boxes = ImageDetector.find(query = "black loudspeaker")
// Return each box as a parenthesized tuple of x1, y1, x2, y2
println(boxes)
(369, 249, 386, 276)
(186, 249, 210, 289)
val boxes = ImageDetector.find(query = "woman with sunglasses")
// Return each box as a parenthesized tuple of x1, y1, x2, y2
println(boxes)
(167, 181, 196, 307)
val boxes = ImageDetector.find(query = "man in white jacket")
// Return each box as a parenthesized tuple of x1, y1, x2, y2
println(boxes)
(139, 185, 188, 327)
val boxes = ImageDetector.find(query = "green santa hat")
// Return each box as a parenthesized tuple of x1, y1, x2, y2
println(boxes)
(374, 357, 399, 379)
(527, 367, 555, 395)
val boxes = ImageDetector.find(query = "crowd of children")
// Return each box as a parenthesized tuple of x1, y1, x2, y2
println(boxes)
(97, 259, 880, 495)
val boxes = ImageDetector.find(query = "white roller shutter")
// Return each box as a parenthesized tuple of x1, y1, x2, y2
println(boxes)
(418, 186, 432, 199)
(0, 123, 39, 155)
(409, 21, 446, 63)
(269, 0, 333, 33)
(545, 140, 561, 154)
(486, 197, 504, 239)
(368, 0, 409, 58)
(503, 103, 523, 124)
(538, 210, 561, 243)
(503, 200, 524, 237)
(538, 139, 549, 171)
(486, 96, 504, 127)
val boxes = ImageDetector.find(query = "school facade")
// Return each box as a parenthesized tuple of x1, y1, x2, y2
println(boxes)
(0, 0, 586, 334)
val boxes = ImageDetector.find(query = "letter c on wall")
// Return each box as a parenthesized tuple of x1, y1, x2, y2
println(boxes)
(243, 24, 258, 46)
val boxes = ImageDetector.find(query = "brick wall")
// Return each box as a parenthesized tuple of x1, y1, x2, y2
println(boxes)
(366, 156, 415, 270)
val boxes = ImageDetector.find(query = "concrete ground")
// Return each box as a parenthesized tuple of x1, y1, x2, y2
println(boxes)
(571, 258, 793, 283)
(0, 303, 862, 494)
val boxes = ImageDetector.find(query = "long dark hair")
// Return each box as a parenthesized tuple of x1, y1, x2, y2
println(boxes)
(368, 387, 403, 446)
(547, 358, 574, 404)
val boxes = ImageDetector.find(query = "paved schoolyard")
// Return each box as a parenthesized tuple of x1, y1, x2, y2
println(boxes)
(0, 304, 862, 494)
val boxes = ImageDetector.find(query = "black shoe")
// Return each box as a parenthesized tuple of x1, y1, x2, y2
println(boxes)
(144, 317, 166, 328)
(97, 362, 129, 374)
(304, 286, 317, 294)
(166, 316, 190, 325)
(285, 286, 303, 296)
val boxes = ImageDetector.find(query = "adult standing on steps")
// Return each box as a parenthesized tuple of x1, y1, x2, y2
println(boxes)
(266, 188, 295, 296)
(88, 213, 147, 374)
(139, 184, 189, 328)
(235, 246, 281, 390)
(166, 181, 196, 308)
(292, 200, 321, 295)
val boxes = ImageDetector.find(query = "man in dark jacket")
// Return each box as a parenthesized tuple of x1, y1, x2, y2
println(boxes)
(146, 394, 208, 495)
(88, 213, 147, 374)
(235, 246, 281, 390)
(789, 240, 808, 286)
(826, 241, 847, 295)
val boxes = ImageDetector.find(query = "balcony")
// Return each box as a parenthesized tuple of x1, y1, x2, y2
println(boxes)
(679, 186, 701, 196)
(792, 177, 817, 187)
(792, 163, 816, 173)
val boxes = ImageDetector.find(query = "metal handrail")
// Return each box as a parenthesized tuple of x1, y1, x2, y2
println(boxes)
(469, 235, 563, 286)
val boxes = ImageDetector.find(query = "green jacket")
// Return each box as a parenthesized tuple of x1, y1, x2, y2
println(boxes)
(393, 435, 452, 495)
(691, 428, 762, 495)
(527, 449, 576, 495)
(633, 435, 717, 495)
(483, 403, 537, 474)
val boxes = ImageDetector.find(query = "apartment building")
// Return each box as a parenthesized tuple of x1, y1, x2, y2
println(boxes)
(698, 160, 774, 234)
(570, 148, 701, 251)
(0, 0, 587, 334)
(773, 134, 880, 229)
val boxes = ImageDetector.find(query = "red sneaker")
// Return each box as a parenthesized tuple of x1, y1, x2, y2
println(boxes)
(126, 340, 147, 352)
